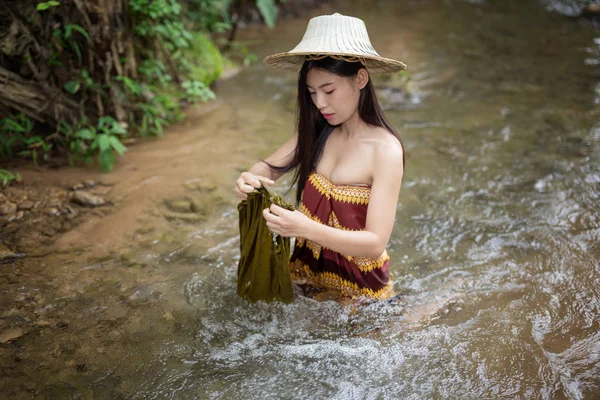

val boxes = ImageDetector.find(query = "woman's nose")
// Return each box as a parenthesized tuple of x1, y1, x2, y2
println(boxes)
(315, 92, 327, 110)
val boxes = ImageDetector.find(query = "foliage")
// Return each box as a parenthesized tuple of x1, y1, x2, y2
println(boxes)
(1, 114, 52, 166)
(62, 116, 127, 172)
(0, 0, 288, 175)
(0, 169, 22, 188)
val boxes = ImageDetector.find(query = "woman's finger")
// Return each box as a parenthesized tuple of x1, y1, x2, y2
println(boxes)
(256, 175, 275, 186)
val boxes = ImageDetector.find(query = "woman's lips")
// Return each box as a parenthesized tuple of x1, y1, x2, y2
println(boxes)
(322, 113, 334, 120)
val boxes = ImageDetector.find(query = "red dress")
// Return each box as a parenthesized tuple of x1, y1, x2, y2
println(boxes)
(289, 172, 392, 299)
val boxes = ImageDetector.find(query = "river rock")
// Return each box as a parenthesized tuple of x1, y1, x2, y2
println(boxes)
(7, 211, 23, 222)
(164, 212, 206, 223)
(0, 244, 16, 261)
(584, 4, 600, 15)
(70, 191, 105, 207)
(0, 202, 17, 215)
(165, 199, 192, 213)
(84, 180, 96, 188)
(0, 327, 23, 343)
(18, 200, 34, 210)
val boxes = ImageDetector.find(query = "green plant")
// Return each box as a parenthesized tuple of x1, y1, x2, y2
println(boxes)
(0, 114, 52, 165)
(0, 170, 22, 188)
(37, 1, 60, 11)
(67, 116, 127, 172)
(181, 80, 216, 102)
(18, 136, 53, 166)
(256, 0, 277, 28)
(51, 23, 91, 65)
(138, 60, 172, 89)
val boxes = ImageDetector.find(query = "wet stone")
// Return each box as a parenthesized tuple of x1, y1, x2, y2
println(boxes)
(45, 208, 60, 216)
(0, 202, 17, 215)
(164, 212, 206, 223)
(0, 244, 16, 261)
(17, 200, 34, 211)
(83, 180, 96, 188)
(8, 211, 24, 222)
(70, 191, 105, 207)
(45, 198, 62, 208)
(0, 327, 24, 343)
(129, 285, 161, 304)
(165, 199, 193, 213)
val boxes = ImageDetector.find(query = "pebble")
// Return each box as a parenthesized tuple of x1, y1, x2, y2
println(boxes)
(70, 191, 105, 207)
(0, 202, 17, 215)
(18, 200, 34, 210)
(84, 180, 96, 188)
(46, 208, 60, 216)
(0, 244, 16, 261)
(8, 211, 24, 222)
(165, 199, 192, 213)
(0, 327, 24, 343)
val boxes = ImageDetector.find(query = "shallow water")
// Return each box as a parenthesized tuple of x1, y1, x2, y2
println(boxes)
(2, 0, 600, 398)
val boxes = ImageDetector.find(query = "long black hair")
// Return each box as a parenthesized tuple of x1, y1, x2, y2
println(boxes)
(269, 57, 404, 205)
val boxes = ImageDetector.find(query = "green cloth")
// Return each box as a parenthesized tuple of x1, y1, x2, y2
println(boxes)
(237, 184, 295, 303)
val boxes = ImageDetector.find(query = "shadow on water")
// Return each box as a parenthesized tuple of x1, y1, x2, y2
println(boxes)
(1, 0, 600, 398)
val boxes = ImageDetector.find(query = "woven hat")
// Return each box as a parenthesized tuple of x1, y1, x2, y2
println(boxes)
(263, 13, 406, 74)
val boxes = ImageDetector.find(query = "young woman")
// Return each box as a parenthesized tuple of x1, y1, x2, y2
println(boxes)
(235, 13, 406, 299)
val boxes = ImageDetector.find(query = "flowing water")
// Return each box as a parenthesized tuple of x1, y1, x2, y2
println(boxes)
(2, 0, 600, 398)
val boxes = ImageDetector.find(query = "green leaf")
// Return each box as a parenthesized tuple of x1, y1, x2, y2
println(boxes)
(109, 136, 127, 155)
(37, 3, 50, 11)
(48, 1, 60, 5)
(256, 0, 278, 28)
(2, 118, 25, 133)
(98, 134, 111, 152)
(99, 150, 115, 172)
(75, 128, 95, 140)
(64, 81, 80, 94)
(65, 24, 91, 44)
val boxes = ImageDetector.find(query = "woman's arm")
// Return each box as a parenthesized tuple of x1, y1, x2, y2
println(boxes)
(236, 133, 297, 199)
(264, 139, 404, 258)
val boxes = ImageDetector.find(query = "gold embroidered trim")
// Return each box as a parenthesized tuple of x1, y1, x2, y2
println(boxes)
(290, 259, 392, 299)
(345, 252, 389, 273)
(308, 173, 371, 205)
(295, 235, 322, 260)
(298, 202, 387, 272)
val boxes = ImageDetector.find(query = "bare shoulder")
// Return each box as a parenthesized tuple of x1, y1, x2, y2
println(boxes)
(368, 126, 403, 166)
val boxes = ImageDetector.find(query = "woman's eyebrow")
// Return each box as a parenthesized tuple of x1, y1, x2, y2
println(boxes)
(306, 82, 334, 89)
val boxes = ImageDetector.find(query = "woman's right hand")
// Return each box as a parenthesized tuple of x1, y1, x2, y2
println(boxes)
(235, 172, 275, 200)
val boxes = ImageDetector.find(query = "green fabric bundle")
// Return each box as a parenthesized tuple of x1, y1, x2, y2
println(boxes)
(237, 184, 295, 303)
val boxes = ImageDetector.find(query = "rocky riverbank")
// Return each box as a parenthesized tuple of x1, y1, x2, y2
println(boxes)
(0, 180, 112, 259)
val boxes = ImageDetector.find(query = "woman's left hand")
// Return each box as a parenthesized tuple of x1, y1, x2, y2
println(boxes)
(262, 204, 311, 238)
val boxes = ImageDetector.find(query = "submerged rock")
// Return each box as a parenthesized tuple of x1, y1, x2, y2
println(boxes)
(70, 191, 105, 207)
(165, 199, 192, 213)
(163, 212, 206, 223)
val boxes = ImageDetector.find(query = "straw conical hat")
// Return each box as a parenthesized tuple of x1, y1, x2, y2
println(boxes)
(263, 13, 407, 74)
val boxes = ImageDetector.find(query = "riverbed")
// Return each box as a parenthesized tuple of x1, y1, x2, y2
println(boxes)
(1, 0, 599, 398)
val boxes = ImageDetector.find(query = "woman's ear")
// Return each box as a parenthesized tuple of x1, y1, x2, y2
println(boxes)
(357, 68, 369, 89)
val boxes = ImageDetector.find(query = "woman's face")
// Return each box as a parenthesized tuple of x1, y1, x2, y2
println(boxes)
(306, 68, 366, 126)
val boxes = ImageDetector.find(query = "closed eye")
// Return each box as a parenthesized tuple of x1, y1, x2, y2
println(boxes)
(325, 90, 335, 95)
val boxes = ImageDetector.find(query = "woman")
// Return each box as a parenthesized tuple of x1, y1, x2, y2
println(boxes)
(235, 13, 406, 300)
